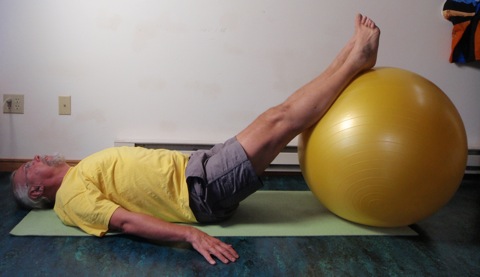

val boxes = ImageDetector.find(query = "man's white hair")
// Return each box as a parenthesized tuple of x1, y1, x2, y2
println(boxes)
(11, 153, 65, 209)
(11, 171, 53, 209)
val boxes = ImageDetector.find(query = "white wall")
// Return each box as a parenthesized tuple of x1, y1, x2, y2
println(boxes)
(1, 0, 479, 160)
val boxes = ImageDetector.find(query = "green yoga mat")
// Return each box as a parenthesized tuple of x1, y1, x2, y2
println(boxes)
(10, 191, 416, 237)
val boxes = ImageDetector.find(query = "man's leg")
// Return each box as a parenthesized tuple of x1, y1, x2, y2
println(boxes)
(236, 14, 381, 175)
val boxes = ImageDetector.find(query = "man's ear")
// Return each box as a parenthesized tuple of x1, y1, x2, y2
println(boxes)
(29, 186, 44, 199)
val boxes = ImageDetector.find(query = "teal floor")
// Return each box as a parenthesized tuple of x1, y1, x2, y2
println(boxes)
(1, 172, 479, 276)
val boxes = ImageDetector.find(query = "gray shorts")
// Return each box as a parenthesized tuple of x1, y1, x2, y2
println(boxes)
(185, 137, 263, 223)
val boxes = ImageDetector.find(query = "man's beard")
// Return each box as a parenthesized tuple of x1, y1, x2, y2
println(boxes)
(41, 153, 66, 167)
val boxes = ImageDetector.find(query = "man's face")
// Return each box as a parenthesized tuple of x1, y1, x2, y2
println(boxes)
(13, 155, 61, 191)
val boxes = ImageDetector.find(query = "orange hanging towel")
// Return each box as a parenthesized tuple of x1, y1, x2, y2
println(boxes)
(443, 0, 480, 63)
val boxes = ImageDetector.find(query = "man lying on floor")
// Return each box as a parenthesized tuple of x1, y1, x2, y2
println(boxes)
(10, 14, 380, 265)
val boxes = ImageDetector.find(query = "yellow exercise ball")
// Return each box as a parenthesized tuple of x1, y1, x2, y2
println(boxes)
(298, 67, 468, 227)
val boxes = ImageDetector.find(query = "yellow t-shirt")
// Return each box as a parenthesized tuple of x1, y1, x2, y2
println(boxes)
(54, 147, 197, 237)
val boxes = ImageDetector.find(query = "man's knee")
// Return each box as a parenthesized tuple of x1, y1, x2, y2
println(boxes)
(259, 104, 290, 128)
(261, 103, 304, 135)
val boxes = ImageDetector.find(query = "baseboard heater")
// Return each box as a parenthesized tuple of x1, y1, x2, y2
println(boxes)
(467, 149, 480, 174)
(114, 140, 300, 173)
(114, 140, 480, 175)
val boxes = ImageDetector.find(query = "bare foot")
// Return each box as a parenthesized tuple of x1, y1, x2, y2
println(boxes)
(345, 14, 380, 73)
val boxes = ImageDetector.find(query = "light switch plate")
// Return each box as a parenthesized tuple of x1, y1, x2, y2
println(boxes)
(59, 96, 71, 115)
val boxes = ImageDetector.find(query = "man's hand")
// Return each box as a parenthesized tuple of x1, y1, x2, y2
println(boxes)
(186, 227, 239, 265)
(109, 207, 239, 265)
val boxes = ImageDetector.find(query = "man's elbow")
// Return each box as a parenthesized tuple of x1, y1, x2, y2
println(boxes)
(108, 207, 138, 235)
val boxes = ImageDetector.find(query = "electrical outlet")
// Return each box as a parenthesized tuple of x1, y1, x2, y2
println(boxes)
(59, 96, 71, 115)
(3, 94, 24, 114)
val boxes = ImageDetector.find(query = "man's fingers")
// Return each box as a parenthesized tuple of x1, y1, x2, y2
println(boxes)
(201, 250, 217, 265)
(210, 245, 235, 264)
(197, 242, 227, 265)
(196, 239, 238, 265)
(215, 243, 239, 262)
(189, 228, 239, 265)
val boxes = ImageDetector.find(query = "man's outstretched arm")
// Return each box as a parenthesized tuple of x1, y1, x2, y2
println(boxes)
(108, 207, 239, 265)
